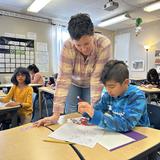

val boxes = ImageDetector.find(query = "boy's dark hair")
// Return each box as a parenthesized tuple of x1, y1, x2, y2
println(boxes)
(147, 68, 159, 82)
(100, 60, 129, 84)
(11, 67, 31, 85)
(68, 13, 94, 40)
(27, 64, 39, 73)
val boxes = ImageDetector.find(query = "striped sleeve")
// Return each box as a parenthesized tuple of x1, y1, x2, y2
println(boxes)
(53, 41, 75, 113)
(91, 37, 111, 105)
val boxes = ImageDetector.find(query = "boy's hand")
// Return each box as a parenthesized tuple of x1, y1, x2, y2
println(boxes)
(78, 102, 94, 118)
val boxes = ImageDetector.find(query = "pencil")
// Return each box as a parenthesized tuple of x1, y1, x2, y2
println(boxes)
(77, 96, 83, 102)
(43, 139, 74, 145)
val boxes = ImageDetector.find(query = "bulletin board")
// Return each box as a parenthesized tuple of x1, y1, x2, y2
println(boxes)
(0, 36, 34, 73)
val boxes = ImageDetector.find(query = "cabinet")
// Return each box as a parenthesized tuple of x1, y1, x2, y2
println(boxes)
(0, 36, 34, 73)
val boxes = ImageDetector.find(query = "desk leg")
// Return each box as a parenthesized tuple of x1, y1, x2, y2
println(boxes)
(39, 90, 42, 118)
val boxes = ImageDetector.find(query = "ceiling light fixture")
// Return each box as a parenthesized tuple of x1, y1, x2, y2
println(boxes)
(98, 13, 129, 27)
(144, 1, 160, 12)
(27, 0, 51, 13)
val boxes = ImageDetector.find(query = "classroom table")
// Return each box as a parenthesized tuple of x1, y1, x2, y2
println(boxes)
(0, 123, 79, 160)
(38, 86, 55, 117)
(0, 90, 6, 97)
(138, 86, 160, 102)
(0, 83, 43, 93)
(0, 83, 43, 88)
(48, 113, 160, 160)
(0, 105, 20, 127)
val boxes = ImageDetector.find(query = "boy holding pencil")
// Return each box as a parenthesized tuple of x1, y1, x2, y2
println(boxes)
(78, 60, 150, 132)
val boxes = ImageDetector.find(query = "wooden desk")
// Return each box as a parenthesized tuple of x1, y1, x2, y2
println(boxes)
(138, 86, 160, 93)
(0, 83, 43, 88)
(0, 83, 13, 88)
(38, 86, 55, 118)
(0, 123, 79, 160)
(0, 90, 6, 97)
(0, 105, 20, 127)
(0, 83, 43, 94)
(138, 86, 160, 102)
(48, 113, 160, 160)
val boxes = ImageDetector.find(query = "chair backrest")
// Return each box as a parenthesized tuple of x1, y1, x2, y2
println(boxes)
(147, 103, 160, 129)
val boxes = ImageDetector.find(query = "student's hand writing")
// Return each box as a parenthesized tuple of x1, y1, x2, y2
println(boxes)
(33, 113, 60, 127)
(5, 101, 20, 107)
(146, 84, 154, 89)
(78, 102, 94, 118)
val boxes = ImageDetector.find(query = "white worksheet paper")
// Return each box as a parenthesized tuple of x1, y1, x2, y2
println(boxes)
(48, 122, 104, 148)
(98, 131, 135, 150)
(48, 119, 136, 150)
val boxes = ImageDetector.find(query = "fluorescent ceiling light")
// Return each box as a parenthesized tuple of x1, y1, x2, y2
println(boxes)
(144, 1, 160, 12)
(98, 14, 129, 27)
(27, 0, 51, 13)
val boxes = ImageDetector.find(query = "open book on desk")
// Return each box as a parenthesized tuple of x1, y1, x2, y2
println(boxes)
(48, 117, 146, 150)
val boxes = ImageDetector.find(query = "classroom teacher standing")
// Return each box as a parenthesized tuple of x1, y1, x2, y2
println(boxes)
(34, 13, 111, 126)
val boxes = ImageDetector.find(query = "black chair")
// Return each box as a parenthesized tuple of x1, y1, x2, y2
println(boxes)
(147, 103, 160, 129)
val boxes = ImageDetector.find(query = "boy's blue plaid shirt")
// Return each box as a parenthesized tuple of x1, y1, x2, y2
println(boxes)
(90, 84, 150, 132)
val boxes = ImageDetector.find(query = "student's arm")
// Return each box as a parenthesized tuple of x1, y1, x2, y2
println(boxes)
(90, 92, 148, 132)
(33, 42, 74, 127)
(78, 93, 109, 117)
(90, 37, 111, 106)
(21, 87, 33, 110)
(31, 73, 41, 84)
(0, 86, 14, 103)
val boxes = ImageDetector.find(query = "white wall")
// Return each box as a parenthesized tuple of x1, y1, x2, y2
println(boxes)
(115, 20, 160, 79)
(0, 16, 115, 83)
(0, 16, 53, 83)
(114, 33, 130, 64)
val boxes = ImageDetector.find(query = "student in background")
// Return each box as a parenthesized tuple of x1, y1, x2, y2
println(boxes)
(142, 68, 160, 88)
(34, 13, 111, 126)
(78, 60, 150, 132)
(27, 64, 44, 84)
(0, 67, 33, 125)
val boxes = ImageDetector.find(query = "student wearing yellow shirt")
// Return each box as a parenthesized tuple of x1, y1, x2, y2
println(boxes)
(0, 67, 33, 125)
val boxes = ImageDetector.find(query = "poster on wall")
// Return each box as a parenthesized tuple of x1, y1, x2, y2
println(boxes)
(155, 50, 160, 57)
(131, 60, 144, 72)
(155, 50, 160, 73)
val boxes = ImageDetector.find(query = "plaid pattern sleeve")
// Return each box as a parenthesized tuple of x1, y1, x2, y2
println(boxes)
(53, 41, 75, 113)
(90, 36, 111, 105)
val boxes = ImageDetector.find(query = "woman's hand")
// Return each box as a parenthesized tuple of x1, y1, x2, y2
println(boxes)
(33, 113, 60, 127)
(78, 102, 94, 118)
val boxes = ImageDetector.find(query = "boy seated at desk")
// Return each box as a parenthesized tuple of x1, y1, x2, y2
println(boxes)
(78, 60, 150, 132)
